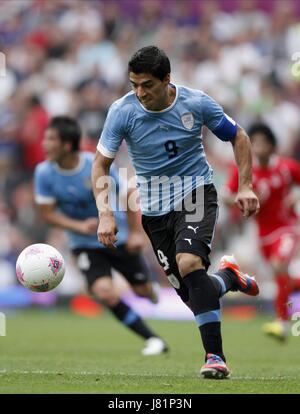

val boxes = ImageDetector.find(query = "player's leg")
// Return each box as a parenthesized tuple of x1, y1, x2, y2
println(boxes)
(109, 246, 169, 355)
(174, 252, 258, 379)
(91, 277, 164, 349)
(141, 213, 190, 308)
(175, 185, 258, 379)
(289, 234, 300, 291)
(131, 281, 159, 302)
(176, 252, 229, 379)
(142, 186, 229, 378)
(114, 247, 160, 304)
(262, 232, 297, 340)
(73, 248, 164, 353)
(271, 258, 291, 319)
(263, 258, 291, 340)
(142, 186, 258, 378)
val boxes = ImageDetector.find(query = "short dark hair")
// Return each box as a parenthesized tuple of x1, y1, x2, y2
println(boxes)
(128, 46, 171, 81)
(48, 116, 81, 152)
(247, 123, 277, 148)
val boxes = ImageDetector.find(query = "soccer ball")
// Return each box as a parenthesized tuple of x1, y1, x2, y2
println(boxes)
(16, 243, 65, 292)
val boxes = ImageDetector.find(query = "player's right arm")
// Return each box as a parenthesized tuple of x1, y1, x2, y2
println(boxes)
(36, 203, 98, 235)
(34, 164, 98, 235)
(92, 151, 118, 248)
(92, 102, 125, 248)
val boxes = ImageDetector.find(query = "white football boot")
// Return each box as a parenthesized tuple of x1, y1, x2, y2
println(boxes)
(141, 337, 169, 356)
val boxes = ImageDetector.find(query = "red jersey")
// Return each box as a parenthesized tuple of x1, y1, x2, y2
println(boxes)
(20, 105, 49, 171)
(225, 156, 300, 237)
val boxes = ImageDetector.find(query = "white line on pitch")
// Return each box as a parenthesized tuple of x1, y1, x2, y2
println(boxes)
(0, 370, 298, 381)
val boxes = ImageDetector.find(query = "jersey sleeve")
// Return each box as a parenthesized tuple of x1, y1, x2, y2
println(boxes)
(34, 164, 56, 205)
(201, 93, 237, 142)
(97, 103, 125, 158)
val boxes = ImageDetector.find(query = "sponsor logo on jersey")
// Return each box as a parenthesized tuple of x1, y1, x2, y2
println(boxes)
(188, 225, 199, 234)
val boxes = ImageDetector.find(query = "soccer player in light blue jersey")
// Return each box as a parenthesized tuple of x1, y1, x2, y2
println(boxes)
(92, 46, 260, 379)
(34, 116, 168, 356)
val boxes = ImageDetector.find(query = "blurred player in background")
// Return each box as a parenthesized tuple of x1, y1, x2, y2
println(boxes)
(92, 46, 260, 379)
(223, 123, 300, 341)
(34, 116, 168, 356)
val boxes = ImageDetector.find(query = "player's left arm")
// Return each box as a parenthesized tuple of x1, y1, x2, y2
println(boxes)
(221, 164, 239, 208)
(201, 92, 259, 217)
(231, 126, 260, 217)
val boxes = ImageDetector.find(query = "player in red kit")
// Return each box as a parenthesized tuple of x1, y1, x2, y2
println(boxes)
(222, 123, 300, 341)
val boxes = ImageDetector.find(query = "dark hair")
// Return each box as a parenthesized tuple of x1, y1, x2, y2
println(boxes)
(48, 116, 81, 152)
(247, 123, 277, 148)
(128, 46, 171, 81)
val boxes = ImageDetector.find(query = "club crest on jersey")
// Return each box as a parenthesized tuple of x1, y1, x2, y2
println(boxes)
(181, 112, 194, 130)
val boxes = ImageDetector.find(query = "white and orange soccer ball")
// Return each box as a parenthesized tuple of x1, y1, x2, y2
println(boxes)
(16, 243, 65, 292)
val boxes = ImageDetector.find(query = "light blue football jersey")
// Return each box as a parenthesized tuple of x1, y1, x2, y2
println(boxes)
(98, 84, 237, 216)
(34, 152, 128, 249)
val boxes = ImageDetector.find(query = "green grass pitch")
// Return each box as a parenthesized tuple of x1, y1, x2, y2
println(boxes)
(0, 309, 299, 394)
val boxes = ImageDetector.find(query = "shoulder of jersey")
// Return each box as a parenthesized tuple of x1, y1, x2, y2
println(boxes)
(35, 159, 55, 174)
(113, 91, 137, 110)
(279, 156, 294, 165)
(176, 84, 204, 97)
(81, 151, 95, 162)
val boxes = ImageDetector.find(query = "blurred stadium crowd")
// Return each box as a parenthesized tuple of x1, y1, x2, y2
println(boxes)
(1, 0, 300, 299)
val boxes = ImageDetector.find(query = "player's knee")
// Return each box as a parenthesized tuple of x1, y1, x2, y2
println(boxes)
(270, 259, 288, 275)
(132, 283, 150, 298)
(176, 253, 205, 277)
(91, 279, 119, 307)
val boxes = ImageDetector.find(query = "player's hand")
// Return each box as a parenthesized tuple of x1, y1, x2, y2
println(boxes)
(235, 187, 260, 217)
(126, 231, 145, 254)
(98, 212, 118, 248)
(78, 218, 99, 235)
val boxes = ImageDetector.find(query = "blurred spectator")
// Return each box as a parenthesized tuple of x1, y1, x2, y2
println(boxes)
(77, 79, 108, 141)
(19, 94, 49, 172)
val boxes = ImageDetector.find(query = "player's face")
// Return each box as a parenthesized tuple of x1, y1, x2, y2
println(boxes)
(251, 133, 275, 161)
(129, 72, 170, 111)
(43, 128, 70, 162)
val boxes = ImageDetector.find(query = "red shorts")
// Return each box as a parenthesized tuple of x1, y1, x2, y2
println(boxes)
(259, 227, 299, 263)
